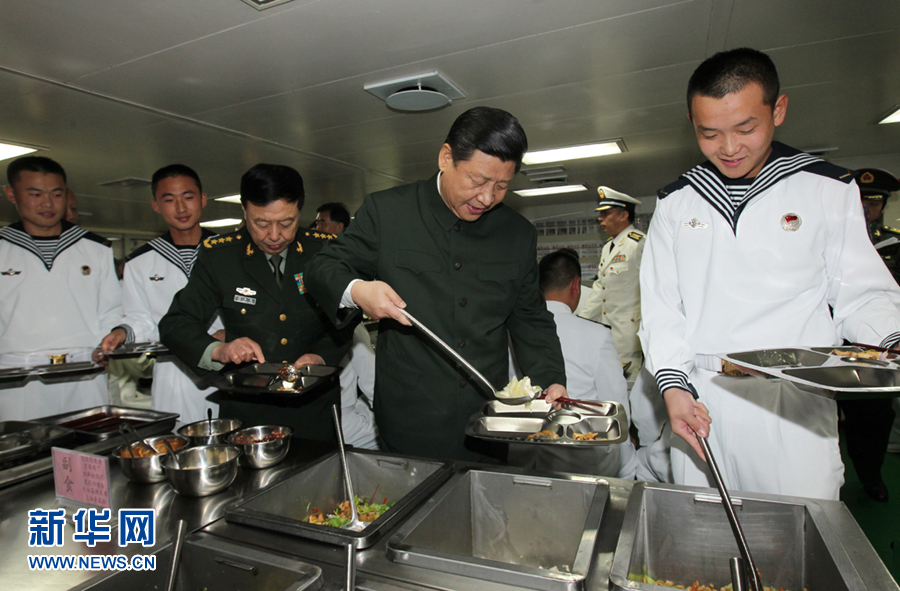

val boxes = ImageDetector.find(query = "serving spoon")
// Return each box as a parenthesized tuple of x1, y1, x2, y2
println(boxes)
(397, 307, 542, 405)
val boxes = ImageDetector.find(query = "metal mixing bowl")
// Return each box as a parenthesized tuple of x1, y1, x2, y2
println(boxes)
(162, 445, 242, 497)
(227, 425, 293, 469)
(177, 418, 243, 446)
(113, 435, 190, 484)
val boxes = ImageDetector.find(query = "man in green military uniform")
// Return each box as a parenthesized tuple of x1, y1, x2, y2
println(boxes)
(306, 107, 567, 461)
(838, 167, 900, 501)
(159, 163, 351, 440)
(858, 168, 900, 284)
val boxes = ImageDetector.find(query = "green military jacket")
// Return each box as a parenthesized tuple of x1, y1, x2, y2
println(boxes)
(306, 174, 566, 461)
(159, 229, 352, 439)
(870, 224, 900, 285)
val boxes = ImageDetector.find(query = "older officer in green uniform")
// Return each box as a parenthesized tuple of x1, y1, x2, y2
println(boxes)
(306, 107, 567, 461)
(159, 163, 350, 441)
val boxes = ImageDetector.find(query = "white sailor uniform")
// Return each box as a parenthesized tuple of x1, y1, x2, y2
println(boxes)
(122, 230, 222, 425)
(339, 324, 378, 450)
(579, 224, 645, 379)
(0, 221, 125, 420)
(639, 142, 900, 500)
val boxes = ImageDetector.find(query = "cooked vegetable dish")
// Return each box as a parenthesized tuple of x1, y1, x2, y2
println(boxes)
(305, 495, 392, 528)
(120, 437, 186, 458)
(231, 429, 289, 444)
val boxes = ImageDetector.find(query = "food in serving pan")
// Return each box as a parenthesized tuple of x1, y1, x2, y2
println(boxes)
(496, 376, 542, 399)
(119, 437, 186, 458)
(305, 495, 392, 528)
(60, 412, 149, 433)
(230, 428, 289, 445)
(526, 430, 560, 441)
(831, 348, 885, 359)
(631, 575, 792, 591)
(572, 432, 599, 441)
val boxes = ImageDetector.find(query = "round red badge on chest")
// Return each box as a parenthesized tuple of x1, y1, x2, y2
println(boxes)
(781, 213, 801, 231)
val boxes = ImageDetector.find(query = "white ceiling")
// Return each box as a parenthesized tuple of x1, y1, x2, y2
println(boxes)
(1, 0, 899, 234)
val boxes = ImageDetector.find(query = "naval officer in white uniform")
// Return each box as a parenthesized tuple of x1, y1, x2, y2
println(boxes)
(0, 156, 129, 420)
(578, 186, 645, 380)
(103, 165, 223, 425)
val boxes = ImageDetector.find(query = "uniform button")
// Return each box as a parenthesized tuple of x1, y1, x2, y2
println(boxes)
(601, 286, 605, 290)
(453, 262, 462, 270)
(602, 299, 606, 302)
(282, 360, 289, 364)
(241, 309, 246, 314)
(602, 311, 607, 315)
(458, 340, 466, 348)
(279, 314, 287, 321)
(453, 222, 461, 232)
(459, 297, 467, 307)
(280, 338, 288, 345)
(459, 380, 467, 388)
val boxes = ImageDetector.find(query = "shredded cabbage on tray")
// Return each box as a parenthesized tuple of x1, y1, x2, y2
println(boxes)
(496, 376, 542, 399)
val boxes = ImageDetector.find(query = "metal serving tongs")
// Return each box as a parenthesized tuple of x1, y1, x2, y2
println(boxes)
(397, 307, 540, 405)
(688, 386, 764, 591)
(331, 405, 365, 533)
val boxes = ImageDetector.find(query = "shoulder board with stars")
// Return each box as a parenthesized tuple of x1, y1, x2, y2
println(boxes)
(628, 231, 644, 242)
(305, 230, 337, 241)
(884, 226, 900, 235)
(203, 234, 240, 249)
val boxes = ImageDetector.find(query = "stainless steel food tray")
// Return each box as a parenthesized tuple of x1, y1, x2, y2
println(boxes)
(719, 346, 900, 399)
(465, 400, 628, 446)
(225, 449, 453, 549)
(0, 421, 76, 464)
(0, 361, 104, 388)
(32, 405, 179, 442)
(387, 467, 609, 591)
(609, 482, 868, 591)
(105, 341, 170, 359)
(213, 363, 341, 396)
(68, 532, 323, 591)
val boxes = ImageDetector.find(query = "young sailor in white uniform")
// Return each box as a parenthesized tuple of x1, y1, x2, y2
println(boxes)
(103, 165, 222, 425)
(578, 187, 645, 380)
(637, 49, 900, 500)
(0, 156, 129, 420)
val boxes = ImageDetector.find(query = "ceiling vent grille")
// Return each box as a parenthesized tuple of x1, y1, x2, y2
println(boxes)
(365, 72, 465, 112)
(520, 165, 568, 184)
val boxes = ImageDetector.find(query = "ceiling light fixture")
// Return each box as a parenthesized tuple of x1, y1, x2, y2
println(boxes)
(365, 71, 465, 112)
(200, 218, 243, 228)
(522, 140, 625, 165)
(878, 106, 900, 125)
(0, 140, 40, 162)
(214, 194, 242, 204)
(514, 185, 589, 197)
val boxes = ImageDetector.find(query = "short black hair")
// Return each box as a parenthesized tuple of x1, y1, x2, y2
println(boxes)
(316, 202, 351, 228)
(539, 248, 581, 293)
(444, 106, 528, 173)
(151, 164, 203, 196)
(7, 156, 67, 186)
(687, 48, 780, 116)
(240, 163, 304, 208)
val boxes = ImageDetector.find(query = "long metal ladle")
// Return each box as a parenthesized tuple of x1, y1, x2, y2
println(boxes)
(397, 308, 539, 405)
(693, 426, 764, 591)
(331, 405, 365, 532)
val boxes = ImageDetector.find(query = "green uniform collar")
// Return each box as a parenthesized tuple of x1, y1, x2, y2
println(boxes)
(430, 172, 465, 231)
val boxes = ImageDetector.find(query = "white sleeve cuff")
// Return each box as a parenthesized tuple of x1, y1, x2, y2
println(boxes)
(340, 279, 362, 309)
